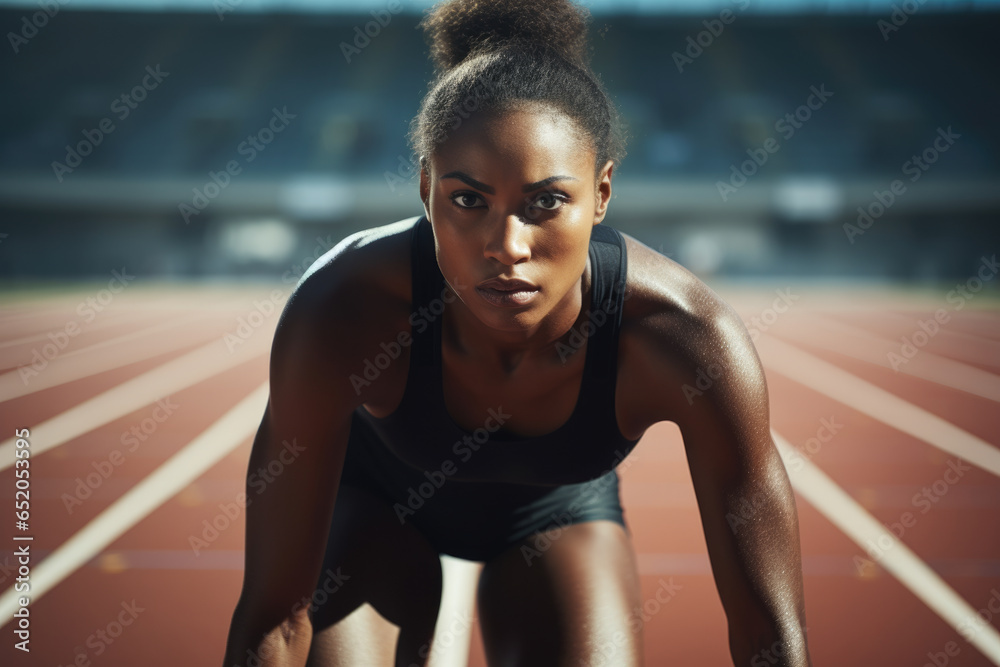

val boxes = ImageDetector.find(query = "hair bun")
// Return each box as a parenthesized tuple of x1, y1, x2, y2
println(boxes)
(420, 0, 592, 72)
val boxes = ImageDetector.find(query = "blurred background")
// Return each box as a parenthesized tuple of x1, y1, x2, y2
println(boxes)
(1, 0, 998, 283)
(2, 3, 1000, 667)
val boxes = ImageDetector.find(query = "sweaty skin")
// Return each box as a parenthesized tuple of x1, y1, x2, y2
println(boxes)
(222, 104, 811, 666)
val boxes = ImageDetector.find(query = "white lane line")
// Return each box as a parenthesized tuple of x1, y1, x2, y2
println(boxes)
(0, 310, 140, 354)
(774, 315, 1000, 403)
(429, 556, 483, 667)
(772, 430, 1000, 665)
(877, 312, 1000, 367)
(0, 312, 216, 401)
(0, 382, 268, 619)
(755, 335, 1000, 478)
(0, 328, 271, 471)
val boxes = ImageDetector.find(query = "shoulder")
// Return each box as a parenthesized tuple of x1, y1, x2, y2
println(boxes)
(618, 230, 747, 359)
(617, 231, 768, 433)
(269, 216, 420, 407)
(292, 216, 419, 305)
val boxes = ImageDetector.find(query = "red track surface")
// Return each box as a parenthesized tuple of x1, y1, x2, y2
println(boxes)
(0, 282, 998, 666)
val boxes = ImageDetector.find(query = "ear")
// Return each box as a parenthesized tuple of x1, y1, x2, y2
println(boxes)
(594, 159, 614, 225)
(419, 156, 431, 220)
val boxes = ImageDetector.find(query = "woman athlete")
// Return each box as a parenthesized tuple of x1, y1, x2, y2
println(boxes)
(222, 1, 812, 665)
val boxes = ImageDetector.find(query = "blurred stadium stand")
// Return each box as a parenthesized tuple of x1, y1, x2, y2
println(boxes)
(1, 6, 998, 281)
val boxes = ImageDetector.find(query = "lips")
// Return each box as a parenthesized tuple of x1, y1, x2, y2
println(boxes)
(475, 277, 539, 308)
(477, 277, 539, 292)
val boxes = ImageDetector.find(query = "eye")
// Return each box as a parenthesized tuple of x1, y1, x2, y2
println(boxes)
(451, 192, 485, 209)
(530, 192, 566, 211)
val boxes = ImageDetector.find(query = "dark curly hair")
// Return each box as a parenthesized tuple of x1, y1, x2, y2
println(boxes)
(408, 0, 627, 179)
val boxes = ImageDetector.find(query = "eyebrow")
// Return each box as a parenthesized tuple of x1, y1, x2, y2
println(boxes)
(440, 171, 578, 195)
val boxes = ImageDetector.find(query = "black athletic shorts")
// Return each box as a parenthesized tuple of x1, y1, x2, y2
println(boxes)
(336, 411, 629, 563)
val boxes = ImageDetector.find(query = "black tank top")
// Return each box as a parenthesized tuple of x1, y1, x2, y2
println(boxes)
(353, 215, 642, 487)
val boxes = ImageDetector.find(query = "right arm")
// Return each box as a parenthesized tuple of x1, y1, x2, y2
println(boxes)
(222, 267, 363, 667)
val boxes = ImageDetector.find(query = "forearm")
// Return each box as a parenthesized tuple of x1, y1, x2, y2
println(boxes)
(727, 611, 810, 667)
(665, 295, 813, 664)
(710, 466, 812, 666)
(222, 603, 313, 667)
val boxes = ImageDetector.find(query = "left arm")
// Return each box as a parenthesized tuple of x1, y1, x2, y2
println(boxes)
(644, 297, 812, 666)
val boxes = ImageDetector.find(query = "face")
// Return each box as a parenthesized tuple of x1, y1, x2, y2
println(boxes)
(419, 104, 614, 336)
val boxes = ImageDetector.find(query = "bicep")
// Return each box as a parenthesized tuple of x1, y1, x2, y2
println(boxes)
(673, 306, 777, 484)
(669, 307, 800, 617)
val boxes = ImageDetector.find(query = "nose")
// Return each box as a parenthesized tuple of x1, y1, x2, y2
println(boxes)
(483, 214, 530, 265)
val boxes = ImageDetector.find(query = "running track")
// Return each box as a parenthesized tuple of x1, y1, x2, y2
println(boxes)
(0, 280, 998, 666)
